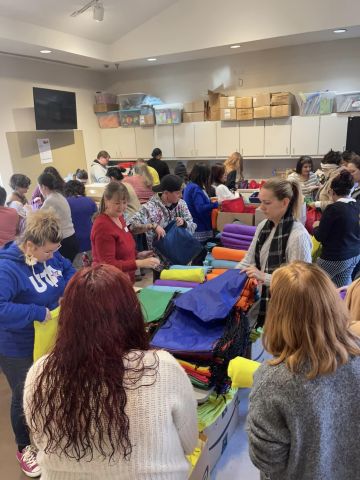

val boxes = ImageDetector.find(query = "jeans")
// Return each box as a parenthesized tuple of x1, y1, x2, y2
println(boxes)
(0, 354, 33, 447)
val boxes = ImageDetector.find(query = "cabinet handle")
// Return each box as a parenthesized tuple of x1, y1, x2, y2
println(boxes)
(292, 148, 295, 155)
(286, 147, 288, 155)
(241, 148, 243, 155)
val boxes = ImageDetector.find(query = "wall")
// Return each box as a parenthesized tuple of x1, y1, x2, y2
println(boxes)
(0, 54, 103, 191)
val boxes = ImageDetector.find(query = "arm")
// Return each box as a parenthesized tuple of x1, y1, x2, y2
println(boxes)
(53, 252, 76, 285)
(176, 201, 197, 234)
(191, 190, 218, 215)
(216, 184, 235, 201)
(92, 229, 136, 273)
(313, 207, 335, 245)
(92, 164, 110, 183)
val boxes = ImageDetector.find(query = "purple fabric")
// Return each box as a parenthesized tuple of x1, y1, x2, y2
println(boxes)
(221, 236, 251, 246)
(223, 224, 257, 236)
(339, 290, 347, 300)
(221, 232, 252, 243)
(221, 241, 249, 250)
(154, 280, 199, 288)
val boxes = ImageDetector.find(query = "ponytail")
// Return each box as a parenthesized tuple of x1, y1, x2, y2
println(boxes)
(288, 178, 303, 220)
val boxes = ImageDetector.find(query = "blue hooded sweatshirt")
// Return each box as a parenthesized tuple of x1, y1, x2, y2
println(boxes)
(0, 242, 75, 357)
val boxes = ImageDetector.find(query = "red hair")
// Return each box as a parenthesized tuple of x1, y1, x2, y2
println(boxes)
(28, 264, 158, 461)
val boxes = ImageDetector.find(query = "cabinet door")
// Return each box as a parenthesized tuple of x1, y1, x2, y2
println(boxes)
(100, 129, 121, 158)
(154, 125, 174, 158)
(194, 122, 217, 156)
(291, 116, 320, 156)
(174, 123, 195, 157)
(239, 120, 265, 157)
(135, 127, 154, 158)
(216, 121, 239, 156)
(117, 128, 137, 158)
(318, 115, 348, 155)
(264, 119, 291, 156)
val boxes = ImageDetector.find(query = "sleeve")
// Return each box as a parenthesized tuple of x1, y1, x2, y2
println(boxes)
(0, 270, 47, 330)
(216, 184, 235, 201)
(163, 162, 170, 176)
(128, 203, 152, 227)
(177, 201, 197, 234)
(191, 190, 218, 215)
(286, 226, 312, 264)
(92, 164, 110, 183)
(247, 368, 290, 476)
(54, 252, 76, 285)
(8, 201, 27, 219)
(313, 206, 335, 244)
(226, 170, 236, 190)
(23, 358, 46, 438)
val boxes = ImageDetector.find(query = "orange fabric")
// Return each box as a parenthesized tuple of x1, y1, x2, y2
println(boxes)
(211, 208, 219, 229)
(211, 269, 227, 275)
(212, 246, 246, 262)
(235, 278, 258, 311)
(207, 273, 219, 281)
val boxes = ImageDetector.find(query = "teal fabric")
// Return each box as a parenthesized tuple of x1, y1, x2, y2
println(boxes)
(146, 286, 192, 293)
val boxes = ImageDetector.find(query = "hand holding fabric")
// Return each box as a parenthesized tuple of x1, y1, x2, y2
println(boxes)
(242, 265, 265, 283)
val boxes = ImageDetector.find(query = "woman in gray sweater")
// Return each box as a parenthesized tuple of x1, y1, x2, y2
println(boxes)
(247, 261, 360, 480)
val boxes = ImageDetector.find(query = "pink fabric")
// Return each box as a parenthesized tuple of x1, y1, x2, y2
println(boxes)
(0, 206, 19, 247)
(123, 175, 154, 204)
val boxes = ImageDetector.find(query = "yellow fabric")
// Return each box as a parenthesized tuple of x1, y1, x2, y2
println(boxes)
(160, 268, 205, 283)
(228, 356, 261, 388)
(311, 235, 322, 262)
(33, 306, 60, 362)
(147, 166, 160, 186)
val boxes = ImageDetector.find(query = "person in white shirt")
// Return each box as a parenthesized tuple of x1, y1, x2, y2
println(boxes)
(210, 164, 235, 201)
(90, 150, 111, 183)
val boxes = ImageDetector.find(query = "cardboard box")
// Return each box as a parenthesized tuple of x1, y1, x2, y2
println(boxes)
(220, 109, 237, 121)
(219, 96, 237, 109)
(207, 90, 225, 121)
(188, 433, 210, 480)
(208, 108, 221, 121)
(183, 112, 205, 122)
(255, 207, 267, 226)
(217, 212, 255, 231)
(203, 391, 240, 471)
(271, 92, 294, 106)
(93, 103, 119, 113)
(271, 104, 292, 118)
(236, 96, 253, 109)
(184, 100, 206, 113)
(253, 93, 271, 107)
(253, 106, 271, 119)
(237, 108, 253, 121)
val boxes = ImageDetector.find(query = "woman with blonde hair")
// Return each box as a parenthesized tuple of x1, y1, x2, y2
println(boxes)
(247, 261, 360, 480)
(123, 159, 155, 204)
(224, 152, 244, 190)
(236, 177, 312, 327)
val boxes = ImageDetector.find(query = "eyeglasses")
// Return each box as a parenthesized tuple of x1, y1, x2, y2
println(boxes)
(42, 243, 62, 255)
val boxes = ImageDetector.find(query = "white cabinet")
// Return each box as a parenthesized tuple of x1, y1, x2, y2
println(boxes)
(118, 128, 137, 158)
(216, 121, 239, 156)
(154, 125, 174, 158)
(194, 122, 217, 156)
(135, 127, 154, 158)
(239, 120, 265, 157)
(174, 123, 195, 157)
(264, 119, 291, 156)
(99, 129, 121, 158)
(291, 116, 320, 156)
(318, 115, 348, 155)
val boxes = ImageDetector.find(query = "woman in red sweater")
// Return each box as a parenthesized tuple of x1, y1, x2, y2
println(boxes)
(91, 183, 159, 282)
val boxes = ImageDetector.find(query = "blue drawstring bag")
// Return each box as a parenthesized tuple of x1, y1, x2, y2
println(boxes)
(153, 221, 203, 265)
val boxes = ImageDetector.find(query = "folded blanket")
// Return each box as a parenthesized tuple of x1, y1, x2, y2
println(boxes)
(220, 231, 254, 242)
(221, 241, 250, 250)
(212, 247, 246, 262)
(220, 235, 251, 245)
(223, 224, 257, 236)
(155, 280, 199, 288)
(160, 268, 205, 283)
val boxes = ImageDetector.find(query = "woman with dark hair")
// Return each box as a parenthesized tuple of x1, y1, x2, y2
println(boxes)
(248, 261, 360, 480)
(32, 167, 65, 208)
(7, 173, 32, 222)
(347, 154, 360, 203)
(313, 170, 360, 287)
(288, 156, 320, 200)
(210, 164, 235, 201)
(106, 167, 141, 219)
(39, 173, 78, 262)
(91, 183, 159, 282)
(183, 163, 219, 243)
(74, 168, 88, 184)
(147, 147, 170, 180)
(64, 180, 97, 269)
(24, 264, 197, 479)
(314, 149, 345, 210)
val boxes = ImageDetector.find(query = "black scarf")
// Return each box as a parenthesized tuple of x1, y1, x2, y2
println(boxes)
(254, 209, 294, 327)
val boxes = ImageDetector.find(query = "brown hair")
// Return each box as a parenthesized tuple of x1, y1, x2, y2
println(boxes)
(264, 262, 360, 379)
(224, 152, 243, 178)
(134, 159, 153, 188)
(99, 182, 129, 214)
(262, 177, 303, 220)
(97, 150, 110, 160)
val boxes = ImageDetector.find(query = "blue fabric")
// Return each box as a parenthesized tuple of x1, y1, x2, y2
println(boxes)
(174, 270, 248, 322)
(211, 259, 238, 269)
(183, 182, 218, 233)
(0, 242, 75, 357)
(66, 196, 97, 252)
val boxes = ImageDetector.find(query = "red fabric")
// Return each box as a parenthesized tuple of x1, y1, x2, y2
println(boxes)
(221, 196, 257, 214)
(0, 207, 19, 247)
(305, 206, 322, 235)
(91, 213, 137, 282)
(123, 175, 154, 204)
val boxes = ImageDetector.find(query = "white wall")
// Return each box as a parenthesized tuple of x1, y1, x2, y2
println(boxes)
(0, 55, 103, 189)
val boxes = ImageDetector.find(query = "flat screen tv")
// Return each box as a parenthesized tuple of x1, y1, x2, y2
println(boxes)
(33, 87, 77, 130)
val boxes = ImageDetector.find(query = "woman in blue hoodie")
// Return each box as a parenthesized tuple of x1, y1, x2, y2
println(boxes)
(0, 209, 75, 478)
(183, 163, 219, 243)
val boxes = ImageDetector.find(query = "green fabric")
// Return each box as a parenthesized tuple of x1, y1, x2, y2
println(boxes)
(139, 289, 174, 324)
(197, 388, 238, 431)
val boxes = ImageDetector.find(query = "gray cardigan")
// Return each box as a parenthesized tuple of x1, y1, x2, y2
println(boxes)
(247, 358, 360, 480)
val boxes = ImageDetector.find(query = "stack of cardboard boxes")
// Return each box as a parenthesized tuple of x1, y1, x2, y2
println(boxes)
(219, 96, 237, 121)
(183, 101, 207, 122)
(253, 93, 271, 119)
(236, 96, 253, 120)
(270, 92, 293, 118)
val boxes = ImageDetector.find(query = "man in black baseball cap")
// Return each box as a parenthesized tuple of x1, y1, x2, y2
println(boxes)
(152, 174, 183, 193)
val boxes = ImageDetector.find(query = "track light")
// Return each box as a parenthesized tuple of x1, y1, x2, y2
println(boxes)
(93, 1, 104, 21)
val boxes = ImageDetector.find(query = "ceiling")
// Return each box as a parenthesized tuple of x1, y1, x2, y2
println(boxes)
(0, 0, 359, 71)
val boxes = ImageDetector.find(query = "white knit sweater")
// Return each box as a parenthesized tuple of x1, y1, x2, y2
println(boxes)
(24, 350, 198, 480)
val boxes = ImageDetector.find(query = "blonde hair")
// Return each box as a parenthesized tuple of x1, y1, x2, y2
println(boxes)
(134, 159, 153, 188)
(262, 177, 303, 220)
(99, 182, 129, 214)
(19, 209, 62, 246)
(264, 262, 360, 379)
(224, 152, 243, 178)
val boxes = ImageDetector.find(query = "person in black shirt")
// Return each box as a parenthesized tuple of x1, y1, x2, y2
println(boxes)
(313, 170, 360, 287)
(147, 148, 170, 180)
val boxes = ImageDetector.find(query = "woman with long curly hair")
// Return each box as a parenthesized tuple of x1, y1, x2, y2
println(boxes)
(247, 261, 360, 480)
(24, 264, 198, 479)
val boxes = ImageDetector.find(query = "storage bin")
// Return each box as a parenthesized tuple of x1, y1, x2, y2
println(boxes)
(96, 111, 120, 128)
(95, 92, 118, 104)
(335, 91, 360, 112)
(119, 109, 141, 127)
(117, 93, 147, 110)
(297, 91, 335, 115)
(154, 103, 183, 125)
(139, 106, 155, 126)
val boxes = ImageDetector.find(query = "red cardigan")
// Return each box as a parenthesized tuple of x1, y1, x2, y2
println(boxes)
(91, 213, 137, 282)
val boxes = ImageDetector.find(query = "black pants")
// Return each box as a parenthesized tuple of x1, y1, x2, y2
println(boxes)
(59, 234, 79, 262)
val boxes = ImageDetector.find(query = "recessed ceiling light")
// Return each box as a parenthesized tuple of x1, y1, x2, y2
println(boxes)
(230, 45, 241, 49)
(40, 49, 52, 54)
(333, 29, 347, 34)
(147, 58, 157, 62)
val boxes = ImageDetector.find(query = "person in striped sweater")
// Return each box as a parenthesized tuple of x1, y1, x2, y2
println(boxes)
(288, 156, 320, 201)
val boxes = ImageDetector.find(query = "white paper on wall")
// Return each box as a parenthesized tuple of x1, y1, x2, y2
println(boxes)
(37, 138, 53, 164)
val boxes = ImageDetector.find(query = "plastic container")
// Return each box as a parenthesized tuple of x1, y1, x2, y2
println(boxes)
(335, 91, 360, 112)
(297, 91, 335, 115)
(95, 92, 118, 104)
(119, 109, 141, 127)
(96, 111, 120, 128)
(139, 106, 155, 126)
(117, 93, 147, 110)
(154, 103, 183, 125)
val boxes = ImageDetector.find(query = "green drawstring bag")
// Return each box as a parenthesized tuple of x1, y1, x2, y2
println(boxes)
(138, 289, 174, 324)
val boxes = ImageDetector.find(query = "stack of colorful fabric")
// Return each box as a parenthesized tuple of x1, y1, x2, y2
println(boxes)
(177, 359, 212, 390)
(154, 267, 205, 289)
(221, 224, 257, 250)
(197, 388, 238, 431)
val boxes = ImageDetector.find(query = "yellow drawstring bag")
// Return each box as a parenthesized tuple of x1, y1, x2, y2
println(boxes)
(33, 306, 60, 362)
(227, 356, 261, 388)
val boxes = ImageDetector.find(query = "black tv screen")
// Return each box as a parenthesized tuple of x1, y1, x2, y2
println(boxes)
(33, 87, 77, 130)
